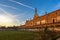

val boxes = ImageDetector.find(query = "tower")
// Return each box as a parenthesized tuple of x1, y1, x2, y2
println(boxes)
(33, 8, 39, 20)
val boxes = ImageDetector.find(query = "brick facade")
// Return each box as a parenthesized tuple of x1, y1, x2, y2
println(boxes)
(25, 9, 60, 27)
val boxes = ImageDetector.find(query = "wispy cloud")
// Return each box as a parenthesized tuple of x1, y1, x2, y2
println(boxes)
(0, 7, 20, 26)
(9, 0, 34, 9)
(51, 3, 60, 10)
(54, 3, 60, 9)
(0, 4, 18, 9)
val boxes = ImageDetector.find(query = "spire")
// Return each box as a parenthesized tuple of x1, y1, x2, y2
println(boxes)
(33, 8, 39, 19)
(35, 8, 37, 14)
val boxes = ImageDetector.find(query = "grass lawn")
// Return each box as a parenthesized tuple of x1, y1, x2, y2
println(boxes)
(0, 30, 40, 40)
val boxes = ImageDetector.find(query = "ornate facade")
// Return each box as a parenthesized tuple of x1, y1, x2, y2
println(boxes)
(25, 9, 60, 28)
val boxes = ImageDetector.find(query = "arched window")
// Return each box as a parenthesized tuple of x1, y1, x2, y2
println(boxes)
(30, 22, 33, 26)
(53, 19, 55, 23)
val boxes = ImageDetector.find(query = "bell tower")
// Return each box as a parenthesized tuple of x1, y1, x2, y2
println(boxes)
(33, 8, 39, 20)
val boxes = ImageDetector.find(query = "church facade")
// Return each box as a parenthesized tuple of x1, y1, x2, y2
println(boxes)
(25, 9, 60, 28)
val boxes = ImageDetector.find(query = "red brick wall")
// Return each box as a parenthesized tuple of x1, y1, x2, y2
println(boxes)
(25, 10, 60, 27)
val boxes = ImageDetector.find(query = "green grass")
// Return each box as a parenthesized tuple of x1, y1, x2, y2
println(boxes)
(0, 30, 40, 40)
(0, 30, 60, 40)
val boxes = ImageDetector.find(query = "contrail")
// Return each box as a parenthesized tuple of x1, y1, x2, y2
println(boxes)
(0, 4, 18, 9)
(9, 0, 34, 9)
(0, 7, 20, 26)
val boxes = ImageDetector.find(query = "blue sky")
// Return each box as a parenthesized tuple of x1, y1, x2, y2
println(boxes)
(0, 0, 60, 26)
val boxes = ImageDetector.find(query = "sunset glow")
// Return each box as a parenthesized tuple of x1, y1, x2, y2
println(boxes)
(0, 0, 60, 27)
(0, 15, 14, 26)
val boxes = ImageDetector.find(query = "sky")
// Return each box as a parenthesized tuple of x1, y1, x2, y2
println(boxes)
(0, 0, 60, 26)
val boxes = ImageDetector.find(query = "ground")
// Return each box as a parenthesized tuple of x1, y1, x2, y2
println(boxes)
(0, 30, 41, 40)
(0, 30, 60, 40)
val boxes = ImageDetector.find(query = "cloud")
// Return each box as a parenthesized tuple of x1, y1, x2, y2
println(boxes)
(9, 0, 34, 9)
(0, 4, 18, 9)
(0, 7, 20, 26)
(52, 3, 60, 10)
